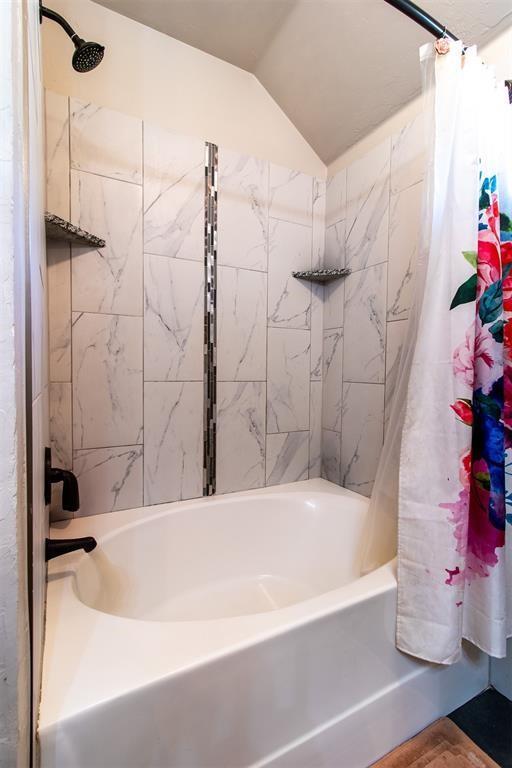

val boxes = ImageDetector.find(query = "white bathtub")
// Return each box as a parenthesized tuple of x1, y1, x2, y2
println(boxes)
(39, 479, 487, 768)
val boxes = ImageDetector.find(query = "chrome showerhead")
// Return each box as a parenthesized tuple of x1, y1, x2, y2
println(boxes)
(40, 3, 105, 73)
(71, 37, 105, 73)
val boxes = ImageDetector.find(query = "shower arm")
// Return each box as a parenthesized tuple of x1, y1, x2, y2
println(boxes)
(39, 3, 79, 42)
(382, 0, 458, 41)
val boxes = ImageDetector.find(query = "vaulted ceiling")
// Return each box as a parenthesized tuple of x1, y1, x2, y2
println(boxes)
(93, 0, 512, 164)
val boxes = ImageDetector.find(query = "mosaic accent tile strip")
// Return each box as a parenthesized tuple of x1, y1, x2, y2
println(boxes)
(204, 142, 218, 495)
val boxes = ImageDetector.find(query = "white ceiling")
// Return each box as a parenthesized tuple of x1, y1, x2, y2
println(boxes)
(93, 0, 512, 164)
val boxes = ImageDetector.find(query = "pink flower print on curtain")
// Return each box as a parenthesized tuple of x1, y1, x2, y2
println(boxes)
(442, 173, 507, 586)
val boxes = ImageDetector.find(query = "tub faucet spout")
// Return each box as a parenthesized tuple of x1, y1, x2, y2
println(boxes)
(45, 536, 97, 561)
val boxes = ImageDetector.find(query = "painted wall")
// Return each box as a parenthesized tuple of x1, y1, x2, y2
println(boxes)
(41, 0, 324, 178)
(0, 0, 48, 764)
(29, 1, 51, 747)
(0, 4, 30, 762)
(46, 93, 324, 518)
(328, 25, 512, 176)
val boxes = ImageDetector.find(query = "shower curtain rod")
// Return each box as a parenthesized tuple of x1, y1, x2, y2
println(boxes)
(384, 0, 512, 103)
(383, 0, 458, 41)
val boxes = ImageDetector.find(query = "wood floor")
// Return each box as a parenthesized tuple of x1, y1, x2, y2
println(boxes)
(371, 718, 500, 768)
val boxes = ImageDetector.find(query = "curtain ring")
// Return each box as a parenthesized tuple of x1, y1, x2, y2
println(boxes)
(435, 30, 450, 55)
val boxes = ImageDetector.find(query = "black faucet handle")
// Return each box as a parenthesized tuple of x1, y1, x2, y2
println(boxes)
(52, 467, 80, 511)
(44, 447, 80, 511)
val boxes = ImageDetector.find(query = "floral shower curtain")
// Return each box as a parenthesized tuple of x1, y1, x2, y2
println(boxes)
(365, 42, 512, 664)
(395, 42, 512, 664)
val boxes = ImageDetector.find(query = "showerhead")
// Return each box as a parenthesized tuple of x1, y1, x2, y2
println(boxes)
(71, 37, 105, 73)
(40, 3, 105, 73)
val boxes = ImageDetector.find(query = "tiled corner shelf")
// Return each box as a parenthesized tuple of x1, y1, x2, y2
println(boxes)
(44, 213, 106, 248)
(292, 268, 351, 284)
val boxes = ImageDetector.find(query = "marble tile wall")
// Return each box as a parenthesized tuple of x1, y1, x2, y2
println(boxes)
(46, 92, 322, 517)
(46, 90, 425, 512)
(47, 94, 146, 518)
(321, 114, 425, 495)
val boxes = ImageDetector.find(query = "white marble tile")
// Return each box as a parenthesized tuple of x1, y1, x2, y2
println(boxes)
(49, 382, 72, 470)
(45, 90, 69, 219)
(345, 139, 390, 271)
(391, 113, 426, 195)
(47, 242, 71, 382)
(343, 262, 387, 384)
(218, 149, 268, 271)
(310, 283, 324, 381)
(217, 382, 265, 493)
(387, 182, 422, 321)
(322, 328, 343, 431)
(323, 280, 344, 331)
(325, 220, 345, 269)
(312, 178, 326, 269)
(144, 254, 204, 381)
(324, 212, 345, 336)
(72, 312, 143, 449)
(30, 216, 47, 401)
(70, 98, 142, 184)
(268, 219, 312, 329)
(217, 267, 267, 381)
(144, 125, 204, 261)
(74, 445, 143, 517)
(341, 383, 384, 497)
(269, 163, 313, 226)
(385, 319, 407, 434)
(70, 170, 143, 315)
(326, 168, 346, 227)
(321, 429, 341, 484)
(266, 432, 309, 485)
(267, 328, 310, 434)
(144, 381, 203, 504)
(309, 380, 322, 478)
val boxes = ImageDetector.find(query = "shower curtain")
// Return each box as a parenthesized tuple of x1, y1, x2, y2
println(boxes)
(367, 40, 512, 664)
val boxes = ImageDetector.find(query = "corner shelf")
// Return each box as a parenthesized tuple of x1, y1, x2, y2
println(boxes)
(44, 213, 106, 248)
(292, 268, 351, 284)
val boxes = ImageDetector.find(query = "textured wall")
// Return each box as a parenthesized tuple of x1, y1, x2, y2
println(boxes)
(46, 93, 323, 518)
(320, 114, 426, 496)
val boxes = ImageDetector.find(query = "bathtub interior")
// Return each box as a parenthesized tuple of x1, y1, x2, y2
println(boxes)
(73, 489, 370, 622)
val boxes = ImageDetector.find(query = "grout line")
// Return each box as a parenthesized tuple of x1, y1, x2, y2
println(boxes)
(143, 250, 205, 266)
(67, 94, 75, 516)
(73, 443, 144, 453)
(217, 378, 267, 384)
(344, 258, 388, 276)
(144, 380, 204, 384)
(264, 162, 270, 486)
(70, 164, 143, 188)
(70, 308, 143, 319)
(382, 141, 392, 451)
(343, 380, 386, 386)
(268, 214, 313, 230)
(141, 119, 145, 505)
(267, 430, 309, 436)
(216, 262, 268, 275)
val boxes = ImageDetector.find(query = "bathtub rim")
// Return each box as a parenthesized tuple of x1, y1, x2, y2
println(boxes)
(40, 479, 397, 730)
